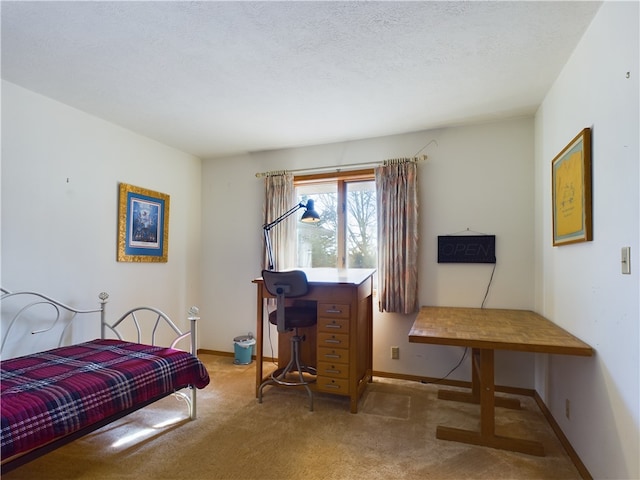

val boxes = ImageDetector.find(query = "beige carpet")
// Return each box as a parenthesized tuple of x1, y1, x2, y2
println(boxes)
(4, 354, 582, 480)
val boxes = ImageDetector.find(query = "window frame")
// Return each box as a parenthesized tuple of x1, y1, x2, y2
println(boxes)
(294, 169, 375, 269)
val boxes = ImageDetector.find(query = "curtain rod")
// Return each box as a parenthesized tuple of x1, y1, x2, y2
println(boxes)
(255, 154, 428, 178)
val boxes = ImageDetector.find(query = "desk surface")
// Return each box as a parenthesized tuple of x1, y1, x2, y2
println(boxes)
(409, 306, 592, 455)
(254, 268, 376, 286)
(409, 306, 593, 356)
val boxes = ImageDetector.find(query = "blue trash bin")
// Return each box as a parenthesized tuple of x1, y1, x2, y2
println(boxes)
(233, 335, 256, 365)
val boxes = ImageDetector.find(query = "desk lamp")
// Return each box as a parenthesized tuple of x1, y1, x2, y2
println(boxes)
(263, 199, 320, 271)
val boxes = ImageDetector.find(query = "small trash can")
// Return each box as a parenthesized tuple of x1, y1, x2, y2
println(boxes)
(233, 334, 256, 365)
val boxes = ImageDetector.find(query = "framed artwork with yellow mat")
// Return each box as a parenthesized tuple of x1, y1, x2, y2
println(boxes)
(552, 128, 592, 246)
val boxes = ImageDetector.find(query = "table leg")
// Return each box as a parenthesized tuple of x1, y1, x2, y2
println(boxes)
(437, 349, 521, 409)
(255, 285, 264, 397)
(435, 348, 545, 456)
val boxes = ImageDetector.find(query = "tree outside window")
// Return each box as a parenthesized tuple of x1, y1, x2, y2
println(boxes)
(296, 171, 376, 269)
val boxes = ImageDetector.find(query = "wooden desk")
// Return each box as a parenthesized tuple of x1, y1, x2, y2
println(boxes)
(253, 268, 375, 413)
(409, 306, 593, 456)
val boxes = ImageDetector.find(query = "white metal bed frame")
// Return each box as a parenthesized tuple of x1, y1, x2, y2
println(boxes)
(0, 287, 206, 474)
(1, 287, 202, 420)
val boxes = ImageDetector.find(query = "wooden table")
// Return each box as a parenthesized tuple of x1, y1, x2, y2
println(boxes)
(409, 306, 593, 456)
(254, 268, 375, 413)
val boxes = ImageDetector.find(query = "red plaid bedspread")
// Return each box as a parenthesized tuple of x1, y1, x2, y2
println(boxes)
(1, 339, 210, 459)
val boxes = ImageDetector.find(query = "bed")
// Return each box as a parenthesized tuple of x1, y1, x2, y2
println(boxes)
(0, 288, 210, 473)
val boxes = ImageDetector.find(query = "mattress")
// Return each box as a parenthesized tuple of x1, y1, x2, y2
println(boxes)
(1, 339, 210, 459)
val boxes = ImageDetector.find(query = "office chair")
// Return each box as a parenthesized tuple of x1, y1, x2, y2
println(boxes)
(258, 269, 317, 411)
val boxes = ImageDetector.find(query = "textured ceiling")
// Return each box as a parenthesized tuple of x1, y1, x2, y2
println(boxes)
(1, 1, 601, 159)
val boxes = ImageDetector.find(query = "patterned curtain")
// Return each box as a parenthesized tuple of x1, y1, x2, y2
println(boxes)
(263, 173, 296, 271)
(375, 161, 419, 314)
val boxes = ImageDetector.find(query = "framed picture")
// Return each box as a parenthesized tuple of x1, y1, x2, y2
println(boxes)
(117, 183, 170, 262)
(552, 128, 592, 246)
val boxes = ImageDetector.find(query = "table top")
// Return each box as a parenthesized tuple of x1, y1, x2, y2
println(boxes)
(409, 306, 593, 356)
(253, 268, 375, 286)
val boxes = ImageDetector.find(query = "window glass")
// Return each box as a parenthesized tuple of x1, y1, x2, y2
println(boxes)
(296, 183, 337, 268)
(295, 176, 376, 269)
(346, 181, 376, 268)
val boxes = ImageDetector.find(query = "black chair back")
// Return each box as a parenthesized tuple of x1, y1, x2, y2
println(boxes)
(262, 270, 309, 297)
(261, 270, 310, 333)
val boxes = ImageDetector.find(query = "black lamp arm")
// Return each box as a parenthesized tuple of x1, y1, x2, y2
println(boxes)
(262, 202, 305, 271)
(262, 202, 306, 232)
(262, 200, 319, 271)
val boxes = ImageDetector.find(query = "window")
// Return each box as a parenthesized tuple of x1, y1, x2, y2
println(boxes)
(295, 170, 376, 269)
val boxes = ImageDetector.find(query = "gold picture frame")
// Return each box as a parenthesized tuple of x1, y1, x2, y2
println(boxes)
(552, 128, 592, 246)
(117, 183, 170, 262)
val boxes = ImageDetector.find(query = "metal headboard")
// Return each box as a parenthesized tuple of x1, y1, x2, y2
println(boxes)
(0, 287, 108, 355)
(103, 305, 200, 355)
(1, 288, 199, 356)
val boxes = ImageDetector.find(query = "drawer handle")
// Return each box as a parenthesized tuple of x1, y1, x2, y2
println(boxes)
(324, 324, 342, 329)
(325, 309, 343, 314)
(323, 354, 341, 359)
(325, 369, 341, 374)
(324, 339, 341, 344)
(323, 383, 341, 389)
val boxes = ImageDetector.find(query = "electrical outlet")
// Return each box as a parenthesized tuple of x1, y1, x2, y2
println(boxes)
(391, 346, 400, 360)
(565, 399, 570, 419)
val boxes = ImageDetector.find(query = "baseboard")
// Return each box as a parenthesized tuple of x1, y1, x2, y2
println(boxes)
(198, 349, 276, 362)
(533, 391, 592, 480)
(199, 349, 233, 357)
(372, 370, 535, 397)
(373, 369, 470, 388)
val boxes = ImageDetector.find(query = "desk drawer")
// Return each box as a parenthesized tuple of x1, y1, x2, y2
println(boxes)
(318, 347, 349, 364)
(316, 376, 349, 393)
(318, 332, 349, 348)
(317, 317, 349, 333)
(317, 361, 349, 379)
(318, 303, 350, 318)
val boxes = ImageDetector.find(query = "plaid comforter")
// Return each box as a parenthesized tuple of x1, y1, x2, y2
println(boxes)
(1, 339, 210, 460)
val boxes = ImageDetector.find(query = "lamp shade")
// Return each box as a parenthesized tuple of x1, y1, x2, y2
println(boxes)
(300, 199, 320, 223)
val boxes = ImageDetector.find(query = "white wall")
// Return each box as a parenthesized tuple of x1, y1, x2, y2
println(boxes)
(201, 117, 536, 388)
(534, 2, 639, 478)
(1, 81, 203, 354)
